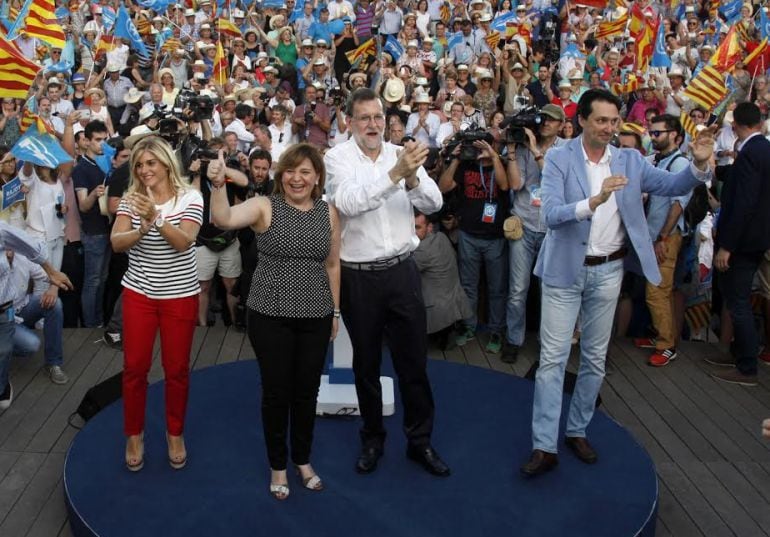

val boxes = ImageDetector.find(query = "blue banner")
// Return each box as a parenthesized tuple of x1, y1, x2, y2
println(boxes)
(102, 6, 116, 31)
(719, 0, 743, 24)
(384, 35, 404, 62)
(138, 0, 173, 12)
(651, 20, 671, 68)
(288, 0, 305, 23)
(262, 0, 284, 7)
(114, 5, 150, 57)
(94, 142, 116, 176)
(1, 177, 25, 211)
(446, 31, 462, 51)
(761, 6, 770, 40)
(490, 11, 517, 32)
(560, 42, 584, 59)
(10, 122, 73, 168)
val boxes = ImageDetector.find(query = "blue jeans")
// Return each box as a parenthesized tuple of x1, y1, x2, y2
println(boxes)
(506, 227, 545, 346)
(532, 259, 623, 453)
(13, 296, 64, 367)
(0, 311, 14, 391)
(458, 231, 507, 333)
(81, 233, 110, 327)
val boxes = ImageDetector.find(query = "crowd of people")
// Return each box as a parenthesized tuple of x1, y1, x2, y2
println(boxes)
(2, 0, 770, 493)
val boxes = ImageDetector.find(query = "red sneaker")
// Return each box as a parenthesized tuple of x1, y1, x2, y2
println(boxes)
(649, 348, 677, 367)
(759, 352, 770, 365)
(634, 337, 657, 349)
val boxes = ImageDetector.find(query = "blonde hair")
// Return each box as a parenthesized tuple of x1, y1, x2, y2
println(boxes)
(127, 136, 188, 198)
(272, 143, 326, 200)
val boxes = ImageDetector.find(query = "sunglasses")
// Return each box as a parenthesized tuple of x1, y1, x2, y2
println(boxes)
(649, 129, 674, 137)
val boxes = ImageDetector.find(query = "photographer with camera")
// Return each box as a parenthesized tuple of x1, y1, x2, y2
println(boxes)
(438, 129, 509, 353)
(292, 84, 331, 149)
(502, 104, 566, 364)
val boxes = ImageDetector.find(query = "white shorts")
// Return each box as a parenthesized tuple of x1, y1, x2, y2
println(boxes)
(196, 240, 242, 281)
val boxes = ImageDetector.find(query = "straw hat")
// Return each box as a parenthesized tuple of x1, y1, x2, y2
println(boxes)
(123, 87, 146, 104)
(413, 92, 430, 104)
(383, 78, 406, 103)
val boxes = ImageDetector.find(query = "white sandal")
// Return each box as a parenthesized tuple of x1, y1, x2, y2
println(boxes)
(269, 483, 290, 500)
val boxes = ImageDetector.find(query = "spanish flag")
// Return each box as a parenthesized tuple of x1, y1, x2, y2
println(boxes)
(217, 18, 242, 38)
(0, 36, 41, 99)
(634, 23, 656, 72)
(94, 35, 116, 61)
(611, 73, 638, 96)
(212, 41, 228, 86)
(595, 14, 628, 40)
(345, 37, 377, 65)
(710, 25, 742, 72)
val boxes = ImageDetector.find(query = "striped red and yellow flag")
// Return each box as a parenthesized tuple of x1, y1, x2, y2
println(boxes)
(217, 18, 242, 38)
(611, 73, 638, 95)
(736, 20, 753, 43)
(162, 37, 182, 54)
(595, 14, 628, 40)
(20, 99, 36, 133)
(439, 2, 451, 23)
(0, 37, 41, 99)
(345, 37, 377, 65)
(484, 31, 501, 50)
(21, 0, 67, 49)
(506, 22, 532, 45)
(680, 111, 698, 139)
(136, 16, 152, 36)
(683, 65, 728, 112)
(94, 35, 116, 61)
(744, 37, 769, 67)
(634, 23, 656, 72)
(212, 40, 228, 85)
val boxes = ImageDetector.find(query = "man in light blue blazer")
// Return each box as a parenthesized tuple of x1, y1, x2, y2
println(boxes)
(521, 89, 715, 476)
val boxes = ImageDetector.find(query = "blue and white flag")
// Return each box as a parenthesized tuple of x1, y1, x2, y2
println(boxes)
(760, 6, 770, 40)
(490, 11, 517, 32)
(1, 177, 25, 211)
(138, 0, 173, 12)
(384, 35, 404, 62)
(262, 0, 284, 7)
(446, 31, 463, 51)
(560, 42, 584, 59)
(10, 122, 73, 169)
(102, 6, 116, 31)
(156, 27, 173, 52)
(650, 19, 671, 68)
(288, 0, 306, 23)
(94, 142, 116, 175)
(44, 60, 74, 74)
(719, 0, 743, 24)
(5, 0, 34, 40)
(114, 5, 150, 57)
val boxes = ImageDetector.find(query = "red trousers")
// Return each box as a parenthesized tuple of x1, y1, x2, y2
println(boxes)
(122, 288, 198, 436)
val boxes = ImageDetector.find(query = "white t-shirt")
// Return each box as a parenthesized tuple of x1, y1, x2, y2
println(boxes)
(18, 167, 66, 241)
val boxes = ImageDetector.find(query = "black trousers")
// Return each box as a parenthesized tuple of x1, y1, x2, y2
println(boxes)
(60, 241, 84, 328)
(247, 311, 332, 470)
(341, 258, 435, 450)
(720, 251, 763, 375)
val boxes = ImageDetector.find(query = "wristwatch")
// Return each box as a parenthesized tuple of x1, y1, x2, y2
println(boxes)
(154, 215, 166, 230)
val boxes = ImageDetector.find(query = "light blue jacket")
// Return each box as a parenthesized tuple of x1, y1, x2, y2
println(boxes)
(533, 137, 708, 288)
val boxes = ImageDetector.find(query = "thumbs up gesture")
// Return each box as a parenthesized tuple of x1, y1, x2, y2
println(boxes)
(207, 149, 227, 189)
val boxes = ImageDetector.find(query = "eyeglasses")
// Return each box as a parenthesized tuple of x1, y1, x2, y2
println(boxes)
(649, 129, 674, 137)
(354, 114, 386, 124)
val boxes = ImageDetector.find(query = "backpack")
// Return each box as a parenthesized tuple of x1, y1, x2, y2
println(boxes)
(665, 154, 709, 234)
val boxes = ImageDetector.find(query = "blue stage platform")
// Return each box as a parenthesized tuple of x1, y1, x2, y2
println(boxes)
(64, 360, 657, 537)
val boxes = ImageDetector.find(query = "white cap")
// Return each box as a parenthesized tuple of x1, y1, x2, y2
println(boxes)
(184, 8, 195, 16)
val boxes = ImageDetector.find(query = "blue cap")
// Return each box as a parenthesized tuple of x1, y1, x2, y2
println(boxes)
(342, 16, 352, 23)
(72, 73, 86, 83)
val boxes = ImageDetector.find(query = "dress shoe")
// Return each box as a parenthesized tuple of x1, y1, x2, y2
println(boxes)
(520, 449, 558, 477)
(564, 436, 598, 464)
(355, 446, 383, 474)
(406, 445, 451, 477)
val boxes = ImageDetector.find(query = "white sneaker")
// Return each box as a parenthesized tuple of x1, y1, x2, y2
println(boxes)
(0, 382, 13, 411)
(46, 366, 69, 385)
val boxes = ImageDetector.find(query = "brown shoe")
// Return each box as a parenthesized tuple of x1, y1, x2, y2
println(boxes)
(564, 436, 598, 464)
(710, 368, 758, 386)
(520, 449, 558, 477)
(704, 354, 735, 367)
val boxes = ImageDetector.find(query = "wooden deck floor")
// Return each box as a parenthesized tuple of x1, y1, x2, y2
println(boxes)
(2, 326, 770, 537)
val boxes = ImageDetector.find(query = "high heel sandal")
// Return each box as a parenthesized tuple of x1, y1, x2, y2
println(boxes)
(295, 465, 323, 491)
(125, 433, 145, 472)
(166, 432, 187, 470)
(269, 483, 290, 500)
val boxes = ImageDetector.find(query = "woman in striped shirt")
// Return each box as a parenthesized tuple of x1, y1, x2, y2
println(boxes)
(111, 136, 204, 473)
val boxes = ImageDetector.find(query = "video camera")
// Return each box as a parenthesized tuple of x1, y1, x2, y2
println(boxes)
(443, 126, 495, 161)
(175, 89, 215, 122)
(328, 87, 345, 107)
(502, 106, 545, 145)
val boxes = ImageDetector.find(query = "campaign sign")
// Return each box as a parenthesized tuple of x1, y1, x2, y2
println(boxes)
(2, 177, 24, 211)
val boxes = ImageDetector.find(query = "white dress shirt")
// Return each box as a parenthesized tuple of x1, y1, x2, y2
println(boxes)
(325, 138, 443, 262)
(405, 112, 440, 148)
(328, 0, 356, 21)
(224, 118, 255, 153)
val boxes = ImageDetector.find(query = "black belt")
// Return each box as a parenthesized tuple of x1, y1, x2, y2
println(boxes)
(0, 301, 12, 314)
(341, 252, 411, 272)
(584, 248, 627, 267)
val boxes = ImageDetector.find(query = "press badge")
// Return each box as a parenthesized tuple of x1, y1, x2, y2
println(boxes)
(482, 202, 497, 223)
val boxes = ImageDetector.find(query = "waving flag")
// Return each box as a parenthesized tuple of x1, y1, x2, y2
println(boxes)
(5, 0, 34, 40)
(114, 5, 150, 57)
(680, 111, 698, 139)
(0, 37, 41, 99)
(719, 0, 743, 23)
(7, 0, 66, 48)
(155, 27, 173, 52)
(595, 14, 627, 40)
(44, 60, 74, 74)
(262, 0, 284, 7)
(485, 31, 501, 50)
(683, 65, 728, 112)
(506, 22, 531, 46)
(161, 37, 182, 54)
(635, 23, 656, 72)
(138, 0, 173, 12)
(102, 5, 116, 31)
(94, 142, 116, 175)
(650, 17, 671, 68)
(217, 18, 241, 37)
(212, 40, 227, 85)
(446, 31, 462, 51)
(611, 73, 638, 95)
(95, 35, 116, 61)
(345, 37, 377, 65)
(20, 96, 37, 133)
(744, 38, 770, 76)
(710, 25, 742, 72)
(439, 2, 450, 23)
(561, 42, 585, 59)
(628, 2, 646, 37)
(760, 7, 770, 40)
(384, 35, 404, 62)
(10, 121, 72, 168)
(490, 10, 517, 32)
(288, 0, 305, 23)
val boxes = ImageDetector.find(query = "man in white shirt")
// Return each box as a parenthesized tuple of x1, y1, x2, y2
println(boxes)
(437, 101, 465, 146)
(225, 104, 256, 153)
(521, 89, 714, 477)
(46, 78, 75, 118)
(324, 88, 449, 478)
(328, 0, 356, 21)
(405, 93, 440, 148)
